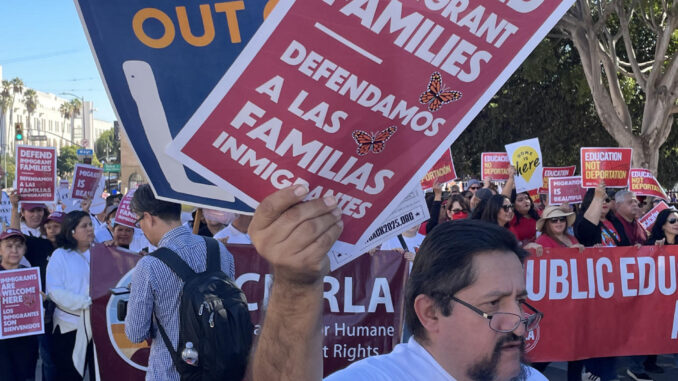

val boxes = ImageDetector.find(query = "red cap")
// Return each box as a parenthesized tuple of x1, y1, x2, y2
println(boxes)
(21, 203, 47, 211)
(0, 229, 25, 241)
(45, 211, 65, 224)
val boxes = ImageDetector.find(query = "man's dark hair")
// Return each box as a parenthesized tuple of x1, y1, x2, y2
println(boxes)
(130, 184, 181, 222)
(57, 211, 91, 250)
(405, 219, 528, 341)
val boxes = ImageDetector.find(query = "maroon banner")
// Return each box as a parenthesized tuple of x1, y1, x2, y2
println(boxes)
(90, 244, 147, 380)
(420, 150, 457, 190)
(228, 245, 408, 376)
(16, 145, 57, 203)
(0, 267, 43, 339)
(525, 246, 678, 362)
(71, 164, 104, 200)
(115, 189, 137, 228)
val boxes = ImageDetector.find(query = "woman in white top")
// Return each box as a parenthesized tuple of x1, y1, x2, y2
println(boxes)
(46, 211, 94, 381)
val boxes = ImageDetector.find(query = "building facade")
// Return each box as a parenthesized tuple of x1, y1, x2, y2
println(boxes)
(0, 65, 112, 156)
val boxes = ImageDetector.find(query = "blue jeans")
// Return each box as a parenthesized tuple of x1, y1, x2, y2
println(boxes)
(39, 330, 56, 381)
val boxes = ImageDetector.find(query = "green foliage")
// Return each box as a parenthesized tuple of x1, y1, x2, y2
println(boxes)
(94, 129, 120, 162)
(451, 37, 617, 179)
(0, 156, 16, 188)
(57, 146, 79, 177)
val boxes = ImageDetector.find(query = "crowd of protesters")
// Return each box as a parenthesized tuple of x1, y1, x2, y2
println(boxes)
(1, 162, 676, 381)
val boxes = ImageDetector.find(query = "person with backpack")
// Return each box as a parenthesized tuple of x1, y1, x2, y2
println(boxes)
(124, 184, 251, 381)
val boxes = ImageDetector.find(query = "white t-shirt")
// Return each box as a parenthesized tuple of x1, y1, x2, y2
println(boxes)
(94, 224, 113, 243)
(324, 338, 547, 381)
(20, 222, 42, 238)
(213, 224, 251, 244)
(380, 234, 425, 252)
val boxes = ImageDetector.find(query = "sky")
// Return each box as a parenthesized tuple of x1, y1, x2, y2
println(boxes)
(0, 1, 115, 122)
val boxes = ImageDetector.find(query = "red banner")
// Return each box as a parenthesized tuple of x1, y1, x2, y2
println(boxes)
(91, 244, 147, 380)
(548, 176, 586, 205)
(115, 189, 137, 228)
(0, 267, 43, 339)
(629, 168, 668, 200)
(525, 246, 678, 361)
(229, 245, 408, 376)
(71, 164, 104, 200)
(580, 147, 632, 188)
(538, 166, 576, 194)
(420, 150, 456, 190)
(16, 145, 57, 203)
(481, 152, 510, 181)
(638, 201, 670, 231)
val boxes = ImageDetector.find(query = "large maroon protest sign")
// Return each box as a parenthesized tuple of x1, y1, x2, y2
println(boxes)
(115, 189, 137, 228)
(525, 246, 678, 361)
(15, 145, 56, 203)
(0, 267, 43, 339)
(638, 201, 670, 231)
(228, 245, 408, 376)
(71, 163, 104, 200)
(548, 176, 586, 205)
(629, 168, 668, 199)
(169, 0, 576, 264)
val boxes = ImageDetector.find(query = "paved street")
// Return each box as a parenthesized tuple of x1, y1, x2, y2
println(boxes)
(543, 356, 678, 380)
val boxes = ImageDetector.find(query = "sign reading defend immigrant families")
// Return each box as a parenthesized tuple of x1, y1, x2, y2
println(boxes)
(580, 147, 632, 188)
(115, 189, 137, 228)
(548, 176, 586, 206)
(420, 150, 456, 190)
(15, 145, 57, 204)
(539, 166, 576, 194)
(0, 267, 44, 339)
(169, 0, 576, 268)
(638, 201, 670, 231)
(481, 152, 510, 181)
(629, 168, 668, 200)
(505, 138, 543, 193)
(71, 164, 104, 200)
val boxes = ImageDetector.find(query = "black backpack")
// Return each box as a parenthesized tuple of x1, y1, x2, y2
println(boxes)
(150, 237, 253, 381)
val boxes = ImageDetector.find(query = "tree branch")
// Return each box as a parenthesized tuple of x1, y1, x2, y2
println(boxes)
(617, 1, 648, 88)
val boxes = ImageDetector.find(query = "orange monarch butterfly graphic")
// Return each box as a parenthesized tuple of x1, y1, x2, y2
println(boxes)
(419, 72, 462, 112)
(352, 126, 397, 156)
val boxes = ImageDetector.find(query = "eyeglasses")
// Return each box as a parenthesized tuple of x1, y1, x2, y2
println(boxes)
(668, 218, 678, 225)
(451, 208, 463, 213)
(451, 296, 543, 333)
(501, 204, 514, 212)
(134, 214, 144, 228)
(603, 198, 611, 203)
(470, 186, 480, 190)
(549, 217, 567, 223)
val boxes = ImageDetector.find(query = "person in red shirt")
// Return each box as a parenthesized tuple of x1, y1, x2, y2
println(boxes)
(614, 190, 647, 245)
(536, 206, 583, 249)
(509, 191, 540, 246)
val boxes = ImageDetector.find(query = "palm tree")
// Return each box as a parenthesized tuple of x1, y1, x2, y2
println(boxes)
(8, 78, 23, 134)
(0, 81, 12, 148)
(59, 98, 81, 143)
(22, 89, 38, 135)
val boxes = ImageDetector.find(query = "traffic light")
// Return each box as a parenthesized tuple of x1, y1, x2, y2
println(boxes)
(14, 123, 23, 141)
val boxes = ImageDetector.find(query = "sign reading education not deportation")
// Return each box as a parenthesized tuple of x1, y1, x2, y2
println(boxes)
(629, 168, 668, 200)
(481, 152, 510, 181)
(539, 166, 576, 194)
(169, 0, 576, 268)
(0, 267, 44, 339)
(15, 145, 57, 203)
(580, 148, 632, 188)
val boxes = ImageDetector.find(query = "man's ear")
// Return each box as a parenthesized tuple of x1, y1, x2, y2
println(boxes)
(414, 294, 442, 335)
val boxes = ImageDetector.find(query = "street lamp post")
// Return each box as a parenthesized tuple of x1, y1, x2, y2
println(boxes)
(60, 92, 85, 146)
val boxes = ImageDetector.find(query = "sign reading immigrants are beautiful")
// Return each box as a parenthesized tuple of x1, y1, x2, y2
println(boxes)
(169, 0, 576, 268)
